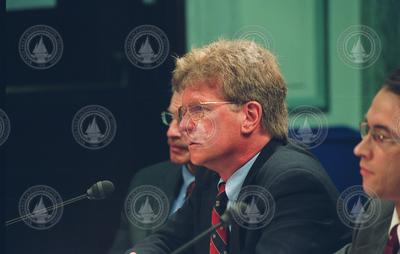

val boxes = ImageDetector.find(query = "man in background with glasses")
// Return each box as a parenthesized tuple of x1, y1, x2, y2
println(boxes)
(336, 69, 400, 254)
(108, 92, 196, 254)
(131, 39, 349, 254)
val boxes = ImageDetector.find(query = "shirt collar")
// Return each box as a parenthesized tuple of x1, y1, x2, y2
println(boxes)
(218, 152, 260, 202)
(389, 207, 400, 236)
(181, 164, 195, 188)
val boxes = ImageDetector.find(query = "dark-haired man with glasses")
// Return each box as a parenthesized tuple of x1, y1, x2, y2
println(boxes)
(108, 92, 196, 254)
(336, 68, 400, 254)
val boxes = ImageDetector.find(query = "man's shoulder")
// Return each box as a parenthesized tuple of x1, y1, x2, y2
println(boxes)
(346, 200, 395, 253)
(138, 161, 181, 174)
(355, 199, 394, 232)
(129, 161, 182, 188)
(255, 140, 334, 190)
(270, 141, 320, 167)
(259, 141, 322, 172)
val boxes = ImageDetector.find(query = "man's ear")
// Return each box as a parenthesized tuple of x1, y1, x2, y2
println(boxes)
(241, 101, 263, 134)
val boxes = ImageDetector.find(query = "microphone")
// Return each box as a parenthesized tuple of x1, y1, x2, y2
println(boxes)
(170, 206, 235, 254)
(87, 180, 115, 200)
(5, 180, 115, 226)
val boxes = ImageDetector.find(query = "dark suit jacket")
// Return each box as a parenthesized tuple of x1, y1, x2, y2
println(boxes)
(108, 161, 183, 254)
(132, 139, 351, 254)
(335, 199, 395, 254)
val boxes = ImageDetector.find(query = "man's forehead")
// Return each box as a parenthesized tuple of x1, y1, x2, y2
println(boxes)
(181, 84, 222, 103)
(168, 93, 183, 112)
(366, 90, 400, 128)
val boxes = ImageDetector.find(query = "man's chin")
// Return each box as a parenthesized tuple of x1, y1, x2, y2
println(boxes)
(170, 154, 190, 165)
(188, 153, 207, 167)
(362, 182, 381, 198)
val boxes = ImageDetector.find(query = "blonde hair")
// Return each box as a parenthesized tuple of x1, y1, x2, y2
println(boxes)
(172, 39, 288, 140)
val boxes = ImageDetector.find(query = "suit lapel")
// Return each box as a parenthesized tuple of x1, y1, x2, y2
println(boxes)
(230, 139, 284, 253)
(352, 200, 394, 254)
(229, 220, 241, 254)
(128, 162, 183, 243)
(196, 139, 284, 253)
(161, 164, 183, 207)
(242, 138, 284, 188)
(145, 164, 183, 236)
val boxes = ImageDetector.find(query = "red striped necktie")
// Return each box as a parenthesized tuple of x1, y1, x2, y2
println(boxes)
(210, 182, 228, 254)
(384, 224, 399, 254)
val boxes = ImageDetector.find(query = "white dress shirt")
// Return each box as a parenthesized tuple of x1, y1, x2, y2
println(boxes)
(388, 207, 400, 246)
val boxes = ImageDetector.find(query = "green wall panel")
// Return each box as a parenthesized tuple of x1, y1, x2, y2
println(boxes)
(186, 0, 363, 128)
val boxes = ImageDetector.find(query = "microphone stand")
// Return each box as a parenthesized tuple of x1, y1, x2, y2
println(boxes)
(170, 212, 231, 254)
(5, 180, 114, 227)
(5, 194, 88, 226)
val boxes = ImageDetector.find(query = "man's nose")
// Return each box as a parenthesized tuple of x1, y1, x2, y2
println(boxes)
(167, 120, 181, 138)
(179, 116, 197, 135)
(353, 136, 372, 160)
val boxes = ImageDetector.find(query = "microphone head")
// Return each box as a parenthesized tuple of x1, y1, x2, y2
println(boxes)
(86, 180, 115, 200)
(220, 202, 248, 226)
(220, 211, 232, 226)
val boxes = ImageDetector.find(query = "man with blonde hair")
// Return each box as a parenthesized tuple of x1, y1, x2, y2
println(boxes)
(130, 39, 349, 254)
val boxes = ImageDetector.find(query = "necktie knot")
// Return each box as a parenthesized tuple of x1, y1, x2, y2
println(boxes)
(218, 182, 226, 195)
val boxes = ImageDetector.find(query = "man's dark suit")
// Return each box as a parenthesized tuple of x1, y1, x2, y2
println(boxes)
(108, 161, 183, 254)
(132, 139, 351, 254)
(335, 200, 395, 254)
